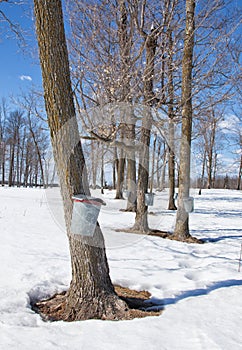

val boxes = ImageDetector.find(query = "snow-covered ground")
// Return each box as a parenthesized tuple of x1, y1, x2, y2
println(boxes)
(0, 186, 242, 350)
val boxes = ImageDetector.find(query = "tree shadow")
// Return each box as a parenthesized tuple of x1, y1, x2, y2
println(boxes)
(197, 196, 242, 202)
(203, 235, 242, 242)
(197, 229, 242, 242)
(158, 279, 242, 306)
(194, 209, 242, 218)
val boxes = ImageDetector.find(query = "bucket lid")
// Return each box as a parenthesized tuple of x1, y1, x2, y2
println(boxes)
(72, 194, 106, 206)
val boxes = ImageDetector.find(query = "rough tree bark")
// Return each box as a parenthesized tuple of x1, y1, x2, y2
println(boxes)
(199, 147, 206, 195)
(237, 154, 242, 190)
(34, 0, 128, 321)
(115, 1, 133, 201)
(132, 27, 158, 233)
(173, 0, 195, 240)
(125, 121, 137, 212)
(167, 29, 177, 210)
(206, 112, 217, 189)
(150, 132, 157, 193)
(117, 1, 137, 211)
(8, 142, 15, 187)
(115, 145, 125, 199)
(90, 139, 98, 189)
(27, 112, 45, 187)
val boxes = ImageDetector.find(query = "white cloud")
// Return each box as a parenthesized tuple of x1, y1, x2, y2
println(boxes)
(19, 75, 32, 82)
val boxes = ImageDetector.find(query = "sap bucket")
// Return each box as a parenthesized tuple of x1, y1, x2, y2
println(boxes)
(123, 190, 131, 199)
(71, 195, 106, 237)
(183, 197, 194, 213)
(145, 192, 154, 206)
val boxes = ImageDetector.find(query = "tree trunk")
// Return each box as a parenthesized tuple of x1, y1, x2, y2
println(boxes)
(206, 112, 217, 189)
(212, 152, 217, 188)
(206, 149, 213, 189)
(115, 149, 125, 199)
(168, 125, 177, 210)
(173, 0, 195, 240)
(133, 110, 151, 232)
(101, 143, 104, 194)
(115, 126, 125, 200)
(125, 156, 137, 211)
(115, 1, 131, 200)
(19, 128, 26, 187)
(150, 132, 156, 194)
(133, 28, 157, 232)
(34, 0, 128, 321)
(24, 141, 30, 187)
(1, 143, 5, 186)
(16, 131, 20, 187)
(28, 113, 45, 187)
(167, 29, 177, 210)
(156, 140, 161, 189)
(199, 148, 206, 195)
(8, 143, 15, 187)
(112, 149, 117, 189)
(237, 154, 242, 190)
(125, 118, 137, 212)
(91, 140, 98, 189)
(161, 151, 167, 190)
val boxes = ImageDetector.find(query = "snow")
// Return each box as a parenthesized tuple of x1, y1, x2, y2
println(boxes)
(0, 186, 242, 349)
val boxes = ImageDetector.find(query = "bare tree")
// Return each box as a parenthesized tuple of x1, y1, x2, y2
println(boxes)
(167, 28, 177, 210)
(132, 27, 159, 232)
(34, 0, 130, 321)
(6, 110, 25, 187)
(0, 98, 7, 186)
(15, 92, 49, 187)
(236, 118, 242, 190)
(173, 0, 196, 241)
(237, 151, 242, 190)
(66, 0, 240, 236)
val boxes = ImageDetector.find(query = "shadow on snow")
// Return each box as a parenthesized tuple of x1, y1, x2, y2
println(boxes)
(159, 279, 242, 307)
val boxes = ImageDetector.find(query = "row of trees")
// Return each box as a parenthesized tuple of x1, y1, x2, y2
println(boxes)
(0, 97, 54, 188)
(1, 100, 240, 193)
(67, 0, 241, 235)
(1, 0, 241, 321)
(32, 0, 242, 321)
(1, 97, 241, 192)
(82, 118, 242, 193)
(1, 2, 241, 196)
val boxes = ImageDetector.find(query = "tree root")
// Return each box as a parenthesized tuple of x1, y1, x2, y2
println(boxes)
(115, 227, 204, 244)
(119, 208, 136, 212)
(30, 285, 163, 322)
(168, 234, 204, 244)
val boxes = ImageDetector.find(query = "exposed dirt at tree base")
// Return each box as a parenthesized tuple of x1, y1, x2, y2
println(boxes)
(149, 230, 204, 244)
(31, 285, 163, 322)
(119, 208, 137, 212)
(115, 228, 204, 244)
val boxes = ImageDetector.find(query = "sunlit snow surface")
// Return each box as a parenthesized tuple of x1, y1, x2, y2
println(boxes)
(0, 187, 242, 350)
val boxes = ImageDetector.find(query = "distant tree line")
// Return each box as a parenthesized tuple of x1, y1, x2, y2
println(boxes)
(0, 98, 51, 188)
(0, 95, 240, 192)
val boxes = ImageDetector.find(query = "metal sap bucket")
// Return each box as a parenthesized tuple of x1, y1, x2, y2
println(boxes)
(71, 195, 106, 236)
(145, 192, 154, 206)
(123, 190, 131, 199)
(183, 197, 194, 213)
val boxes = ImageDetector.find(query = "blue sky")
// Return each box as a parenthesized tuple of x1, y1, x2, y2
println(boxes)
(0, 2, 42, 99)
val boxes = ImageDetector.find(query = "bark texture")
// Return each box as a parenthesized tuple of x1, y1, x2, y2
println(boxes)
(133, 28, 157, 232)
(173, 0, 195, 240)
(237, 154, 242, 190)
(34, 0, 128, 321)
(125, 122, 137, 212)
(167, 30, 177, 211)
